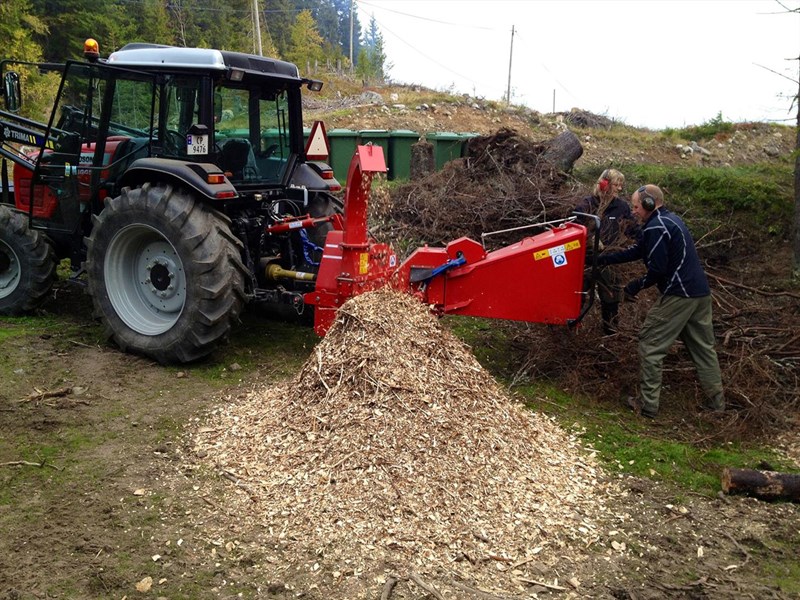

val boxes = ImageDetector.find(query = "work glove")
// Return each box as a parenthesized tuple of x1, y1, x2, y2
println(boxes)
(595, 254, 609, 267)
(623, 279, 642, 302)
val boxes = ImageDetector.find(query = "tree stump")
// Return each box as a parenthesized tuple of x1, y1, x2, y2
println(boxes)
(541, 130, 584, 173)
(721, 467, 800, 502)
(410, 140, 434, 180)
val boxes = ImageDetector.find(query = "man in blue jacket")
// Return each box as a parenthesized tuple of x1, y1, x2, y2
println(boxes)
(598, 184, 724, 419)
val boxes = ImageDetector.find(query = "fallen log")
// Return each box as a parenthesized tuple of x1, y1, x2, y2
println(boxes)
(541, 130, 583, 173)
(721, 467, 800, 502)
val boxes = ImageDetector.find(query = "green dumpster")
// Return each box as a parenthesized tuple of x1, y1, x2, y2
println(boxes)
(387, 130, 420, 181)
(327, 128, 360, 181)
(358, 129, 390, 174)
(459, 132, 479, 157)
(426, 131, 464, 170)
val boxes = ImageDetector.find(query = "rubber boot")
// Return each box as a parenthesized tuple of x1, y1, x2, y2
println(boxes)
(601, 302, 620, 335)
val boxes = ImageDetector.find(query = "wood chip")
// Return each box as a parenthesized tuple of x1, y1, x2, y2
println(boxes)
(193, 289, 618, 587)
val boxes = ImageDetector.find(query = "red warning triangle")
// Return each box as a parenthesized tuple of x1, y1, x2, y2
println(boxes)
(304, 120, 330, 161)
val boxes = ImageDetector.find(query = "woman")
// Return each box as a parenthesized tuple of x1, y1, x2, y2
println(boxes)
(574, 169, 640, 334)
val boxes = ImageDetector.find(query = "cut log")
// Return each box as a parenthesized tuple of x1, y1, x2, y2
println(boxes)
(541, 130, 584, 173)
(721, 467, 800, 502)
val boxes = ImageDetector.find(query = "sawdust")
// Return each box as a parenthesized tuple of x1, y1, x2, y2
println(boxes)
(194, 289, 616, 593)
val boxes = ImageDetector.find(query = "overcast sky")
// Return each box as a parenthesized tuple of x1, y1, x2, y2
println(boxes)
(356, 0, 799, 130)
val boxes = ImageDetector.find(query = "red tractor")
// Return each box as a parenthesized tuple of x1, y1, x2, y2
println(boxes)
(1, 40, 591, 364)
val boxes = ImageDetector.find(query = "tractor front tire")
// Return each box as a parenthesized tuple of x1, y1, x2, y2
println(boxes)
(85, 184, 248, 364)
(0, 205, 56, 315)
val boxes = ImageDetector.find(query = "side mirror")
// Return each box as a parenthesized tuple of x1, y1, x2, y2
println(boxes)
(3, 72, 21, 112)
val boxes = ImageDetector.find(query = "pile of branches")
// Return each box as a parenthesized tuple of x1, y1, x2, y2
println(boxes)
(379, 128, 580, 249)
(372, 128, 799, 443)
(510, 267, 800, 442)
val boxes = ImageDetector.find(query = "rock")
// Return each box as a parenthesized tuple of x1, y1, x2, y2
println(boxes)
(690, 141, 711, 156)
(763, 145, 781, 157)
(358, 91, 383, 105)
(731, 130, 748, 144)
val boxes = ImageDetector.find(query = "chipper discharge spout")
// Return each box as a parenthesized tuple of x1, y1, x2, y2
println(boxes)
(304, 145, 588, 335)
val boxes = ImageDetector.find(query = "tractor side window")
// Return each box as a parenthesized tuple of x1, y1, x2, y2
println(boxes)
(109, 78, 158, 136)
(214, 87, 258, 181)
(256, 90, 290, 183)
(212, 86, 288, 185)
(161, 77, 201, 157)
(53, 64, 102, 152)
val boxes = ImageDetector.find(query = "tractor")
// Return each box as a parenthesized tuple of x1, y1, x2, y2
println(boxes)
(1, 40, 593, 364)
(1, 39, 343, 363)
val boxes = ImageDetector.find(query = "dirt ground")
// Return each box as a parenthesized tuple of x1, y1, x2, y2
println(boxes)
(2, 95, 799, 599)
(1, 279, 799, 600)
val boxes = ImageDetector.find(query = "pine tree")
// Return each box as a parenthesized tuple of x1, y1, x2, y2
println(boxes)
(285, 9, 325, 73)
(356, 14, 387, 84)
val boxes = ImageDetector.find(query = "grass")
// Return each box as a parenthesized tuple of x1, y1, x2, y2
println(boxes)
(192, 308, 319, 382)
(574, 159, 794, 241)
(447, 317, 797, 497)
(662, 112, 735, 141)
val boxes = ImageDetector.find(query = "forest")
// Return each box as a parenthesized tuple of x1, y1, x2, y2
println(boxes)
(1, 0, 386, 82)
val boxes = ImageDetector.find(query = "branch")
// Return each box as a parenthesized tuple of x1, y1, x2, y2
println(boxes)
(409, 573, 445, 600)
(2, 460, 63, 471)
(707, 272, 800, 299)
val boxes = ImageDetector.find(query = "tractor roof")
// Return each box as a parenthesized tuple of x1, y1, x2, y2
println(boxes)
(107, 43, 301, 82)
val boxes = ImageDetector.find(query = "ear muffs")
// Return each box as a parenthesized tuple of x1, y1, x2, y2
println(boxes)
(598, 169, 611, 193)
(638, 186, 656, 211)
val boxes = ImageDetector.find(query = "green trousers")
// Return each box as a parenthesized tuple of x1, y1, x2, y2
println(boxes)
(638, 294, 724, 415)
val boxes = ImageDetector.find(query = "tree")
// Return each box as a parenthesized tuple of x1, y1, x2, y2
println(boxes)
(779, 1, 800, 278)
(285, 10, 325, 73)
(0, 0, 60, 120)
(134, 0, 176, 47)
(263, 0, 294, 58)
(793, 55, 799, 279)
(0, 0, 47, 62)
(355, 15, 387, 84)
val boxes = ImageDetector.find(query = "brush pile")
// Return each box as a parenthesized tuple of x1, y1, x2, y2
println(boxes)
(378, 128, 799, 443)
(382, 128, 581, 248)
(194, 289, 614, 592)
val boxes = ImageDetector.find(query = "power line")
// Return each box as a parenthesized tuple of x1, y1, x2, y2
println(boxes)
(370, 14, 496, 92)
(359, 0, 500, 30)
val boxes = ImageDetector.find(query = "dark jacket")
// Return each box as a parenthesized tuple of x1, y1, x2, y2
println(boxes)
(600, 207, 710, 298)
(574, 195, 640, 248)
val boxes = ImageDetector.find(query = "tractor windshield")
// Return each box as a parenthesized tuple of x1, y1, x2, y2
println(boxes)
(213, 84, 290, 185)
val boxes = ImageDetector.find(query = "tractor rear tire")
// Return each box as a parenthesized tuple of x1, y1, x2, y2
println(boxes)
(85, 184, 248, 364)
(0, 205, 56, 315)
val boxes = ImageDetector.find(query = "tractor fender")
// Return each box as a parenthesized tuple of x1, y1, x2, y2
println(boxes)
(290, 161, 339, 192)
(118, 158, 237, 201)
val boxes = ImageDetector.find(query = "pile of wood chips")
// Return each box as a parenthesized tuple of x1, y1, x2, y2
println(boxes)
(194, 289, 615, 590)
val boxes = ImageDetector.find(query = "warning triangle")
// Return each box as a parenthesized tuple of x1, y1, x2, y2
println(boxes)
(305, 120, 330, 161)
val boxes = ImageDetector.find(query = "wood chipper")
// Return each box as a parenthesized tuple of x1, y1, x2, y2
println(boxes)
(304, 144, 592, 336)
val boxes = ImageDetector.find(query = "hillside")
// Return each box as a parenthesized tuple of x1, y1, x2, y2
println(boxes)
(303, 82, 796, 170)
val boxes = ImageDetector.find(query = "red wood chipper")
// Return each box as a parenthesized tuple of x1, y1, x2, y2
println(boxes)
(304, 144, 592, 335)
